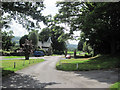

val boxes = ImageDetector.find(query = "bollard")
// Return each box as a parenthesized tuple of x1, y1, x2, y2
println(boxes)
(23, 61, 25, 66)
(14, 62, 16, 68)
(29, 60, 30, 64)
(76, 63, 79, 70)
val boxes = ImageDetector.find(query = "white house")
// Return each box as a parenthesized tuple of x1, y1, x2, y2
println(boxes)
(38, 37, 52, 55)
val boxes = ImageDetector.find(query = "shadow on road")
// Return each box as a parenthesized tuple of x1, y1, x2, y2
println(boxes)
(2, 69, 14, 77)
(73, 70, 118, 84)
(2, 73, 60, 88)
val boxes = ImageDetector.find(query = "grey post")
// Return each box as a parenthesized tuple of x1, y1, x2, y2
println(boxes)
(76, 63, 79, 70)
(14, 62, 16, 68)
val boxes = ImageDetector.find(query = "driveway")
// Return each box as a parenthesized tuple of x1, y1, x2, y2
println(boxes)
(1, 56, 118, 88)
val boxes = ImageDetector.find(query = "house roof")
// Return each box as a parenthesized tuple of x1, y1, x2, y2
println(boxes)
(47, 37, 52, 43)
(38, 37, 52, 48)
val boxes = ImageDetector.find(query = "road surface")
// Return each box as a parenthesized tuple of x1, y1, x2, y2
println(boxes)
(1, 56, 118, 88)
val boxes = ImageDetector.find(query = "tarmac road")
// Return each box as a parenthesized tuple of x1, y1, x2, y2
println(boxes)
(1, 56, 118, 88)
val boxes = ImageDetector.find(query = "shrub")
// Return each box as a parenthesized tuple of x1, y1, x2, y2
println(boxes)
(53, 50, 64, 55)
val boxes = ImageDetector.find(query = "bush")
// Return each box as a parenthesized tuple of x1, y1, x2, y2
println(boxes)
(2, 50, 11, 56)
(53, 50, 64, 55)
(10, 52, 24, 56)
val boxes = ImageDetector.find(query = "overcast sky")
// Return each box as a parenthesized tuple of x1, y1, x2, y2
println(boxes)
(2, 0, 81, 45)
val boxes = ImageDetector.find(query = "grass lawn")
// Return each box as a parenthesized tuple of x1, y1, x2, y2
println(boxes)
(67, 51, 84, 55)
(0, 59, 44, 76)
(52, 54, 61, 56)
(56, 55, 120, 71)
(110, 82, 120, 90)
(4, 56, 25, 59)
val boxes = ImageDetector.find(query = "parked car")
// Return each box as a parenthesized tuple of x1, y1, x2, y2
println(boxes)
(34, 51, 44, 57)
(66, 54, 71, 59)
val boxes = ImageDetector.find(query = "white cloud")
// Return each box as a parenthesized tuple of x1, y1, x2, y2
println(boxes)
(42, 0, 59, 16)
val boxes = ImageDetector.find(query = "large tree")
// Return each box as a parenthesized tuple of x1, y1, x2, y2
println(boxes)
(28, 30, 39, 49)
(1, 2, 47, 30)
(19, 35, 28, 48)
(55, 2, 120, 55)
(1, 30, 15, 51)
(39, 25, 67, 53)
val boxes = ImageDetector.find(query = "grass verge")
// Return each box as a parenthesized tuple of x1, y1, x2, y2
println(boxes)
(4, 56, 25, 59)
(56, 55, 120, 71)
(0, 59, 44, 76)
(67, 51, 84, 55)
(110, 82, 120, 90)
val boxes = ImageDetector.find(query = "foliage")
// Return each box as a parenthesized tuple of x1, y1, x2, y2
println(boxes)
(20, 30, 39, 51)
(1, 2, 47, 30)
(56, 55, 120, 71)
(1, 59, 44, 76)
(82, 41, 93, 54)
(110, 82, 120, 90)
(28, 30, 39, 49)
(39, 24, 67, 53)
(1, 30, 15, 51)
(39, 27, 51, 42)
(55, 2, 120, 55)
(22, 39, 33, 60)
(77, 41, 84, 51)
(19, 35, 28, 48)
(83, 41, 88, 52)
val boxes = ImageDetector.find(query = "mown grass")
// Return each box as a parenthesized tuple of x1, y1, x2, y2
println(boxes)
(4, 56, 25, 59)
(110, 82, 120, 90)
(0, 59, 44, 76)
(52, 54, 61, 56)
(56, 55, 120, 71)
(67, 51, 84, 55)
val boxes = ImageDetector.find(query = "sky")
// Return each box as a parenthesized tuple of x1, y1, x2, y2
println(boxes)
(2, 0, 81, 45)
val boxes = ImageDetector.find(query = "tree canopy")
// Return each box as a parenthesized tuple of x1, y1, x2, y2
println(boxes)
(1, 30, 15, 51)
(1, 1, 120, 55)
(1, 2, 47, 30)
(55, 2, 120, 55)
(39, 25, 67, 53)
(28, 30, 39, 49)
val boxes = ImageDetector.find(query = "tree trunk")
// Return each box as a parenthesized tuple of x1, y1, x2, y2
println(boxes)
(25, 55, 29, 60)
(110, 38, 116, 55)
(74, 50, 76, 58)
(65, 50, 67, 57)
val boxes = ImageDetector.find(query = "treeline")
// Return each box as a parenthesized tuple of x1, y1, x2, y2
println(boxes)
(1, 2, 120, 56)
(20, 27, 67, 55)
(55, 2, 120, 55)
